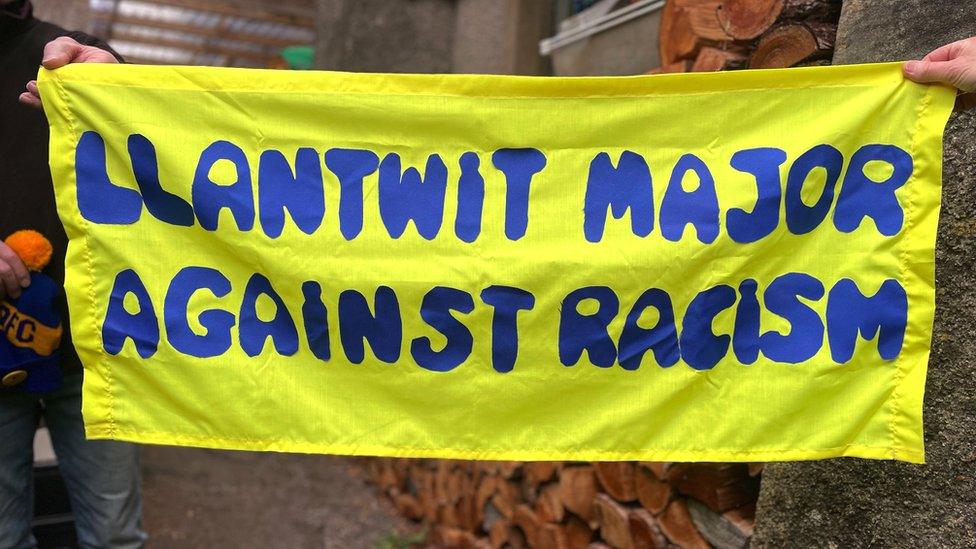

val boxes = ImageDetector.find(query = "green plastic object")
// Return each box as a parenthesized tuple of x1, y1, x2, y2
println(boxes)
(279, 46, 314, 70)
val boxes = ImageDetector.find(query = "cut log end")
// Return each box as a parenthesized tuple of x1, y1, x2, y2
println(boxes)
(629, 508, 668, 549)
(594, 462, 638, 502)
(635, 465, 672, 514)
(659, 0, 702, 65)
(717, 0, 784, 40)
(647, 60, 692, 74)
(692, 46, 748, 72)
(593, 494, 634, 549)
(559, 466, 598, 523)
(749, 23, 835, 69)
(659, 500, 711, 549)
(686, 1, 733, 42)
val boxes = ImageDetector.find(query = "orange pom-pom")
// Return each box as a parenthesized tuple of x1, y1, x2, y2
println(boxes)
(5, 230, 53, 271)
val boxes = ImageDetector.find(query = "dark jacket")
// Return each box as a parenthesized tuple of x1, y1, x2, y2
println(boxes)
(1, 0, 121, 371)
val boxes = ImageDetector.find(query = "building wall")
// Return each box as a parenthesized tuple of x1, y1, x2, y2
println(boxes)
(315, 0, 456, 73)
(452, 0, 509, 74)
(453, 0, 553, 75)
(315, 0, 553, 75)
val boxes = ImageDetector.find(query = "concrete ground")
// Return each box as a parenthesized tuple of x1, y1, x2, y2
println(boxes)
(140, 446, 417, 548)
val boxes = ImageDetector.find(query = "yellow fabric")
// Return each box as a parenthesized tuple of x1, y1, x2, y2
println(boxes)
(38, 63, 954, 463)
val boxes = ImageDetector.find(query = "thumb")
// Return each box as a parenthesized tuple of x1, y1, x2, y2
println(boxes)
(41, 37, 83, 70)
(903, 59, 967, 87)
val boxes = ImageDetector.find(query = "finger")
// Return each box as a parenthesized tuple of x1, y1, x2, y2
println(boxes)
(0, 265, 22, 300)
(41, 36, 84, 69)
(922, 45, 954, 63)
(0, 247, 30, 289)
(18, 91, 42, 109)
(25, 80, 41, 106)
(8, 257, 29, 290)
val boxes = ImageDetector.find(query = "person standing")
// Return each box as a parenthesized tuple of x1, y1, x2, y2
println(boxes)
(1, 1, 145, 547)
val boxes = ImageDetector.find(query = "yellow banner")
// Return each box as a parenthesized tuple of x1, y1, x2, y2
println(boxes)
(39, 63, 953, 463)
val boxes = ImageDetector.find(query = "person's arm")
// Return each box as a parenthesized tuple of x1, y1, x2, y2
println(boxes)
(18, 35, 118, 108)
(903, 36, 976, 111)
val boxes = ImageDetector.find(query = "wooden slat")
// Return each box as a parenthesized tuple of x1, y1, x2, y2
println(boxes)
(91, 12, 304, 49)
(120, 0, 315, 27)
(109, 31, 276, 64)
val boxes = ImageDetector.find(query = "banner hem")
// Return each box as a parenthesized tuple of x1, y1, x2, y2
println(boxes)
(84, 428, 925, 464)
(42, 61, 909, 101)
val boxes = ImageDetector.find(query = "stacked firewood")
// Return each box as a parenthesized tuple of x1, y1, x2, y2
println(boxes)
(653, 0, 842, 73)
(366, 459, 762, 548)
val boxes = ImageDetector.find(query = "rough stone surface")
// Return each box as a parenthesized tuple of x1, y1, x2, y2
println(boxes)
(753, 1, 976, 547)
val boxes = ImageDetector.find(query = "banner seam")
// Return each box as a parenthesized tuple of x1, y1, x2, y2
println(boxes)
(52, 70, 119, 438)
(889, 82, 934, 460)
(48, 82, 883, 101)
(47, 61, 906, 99)
(82, 428, 926, 462)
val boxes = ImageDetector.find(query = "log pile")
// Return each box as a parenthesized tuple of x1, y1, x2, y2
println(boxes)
(366, 459, 762, 548)
(653, 0, 842, 73)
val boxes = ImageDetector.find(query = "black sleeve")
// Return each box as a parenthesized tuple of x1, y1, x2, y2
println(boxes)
(63, 30, 125, 63)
